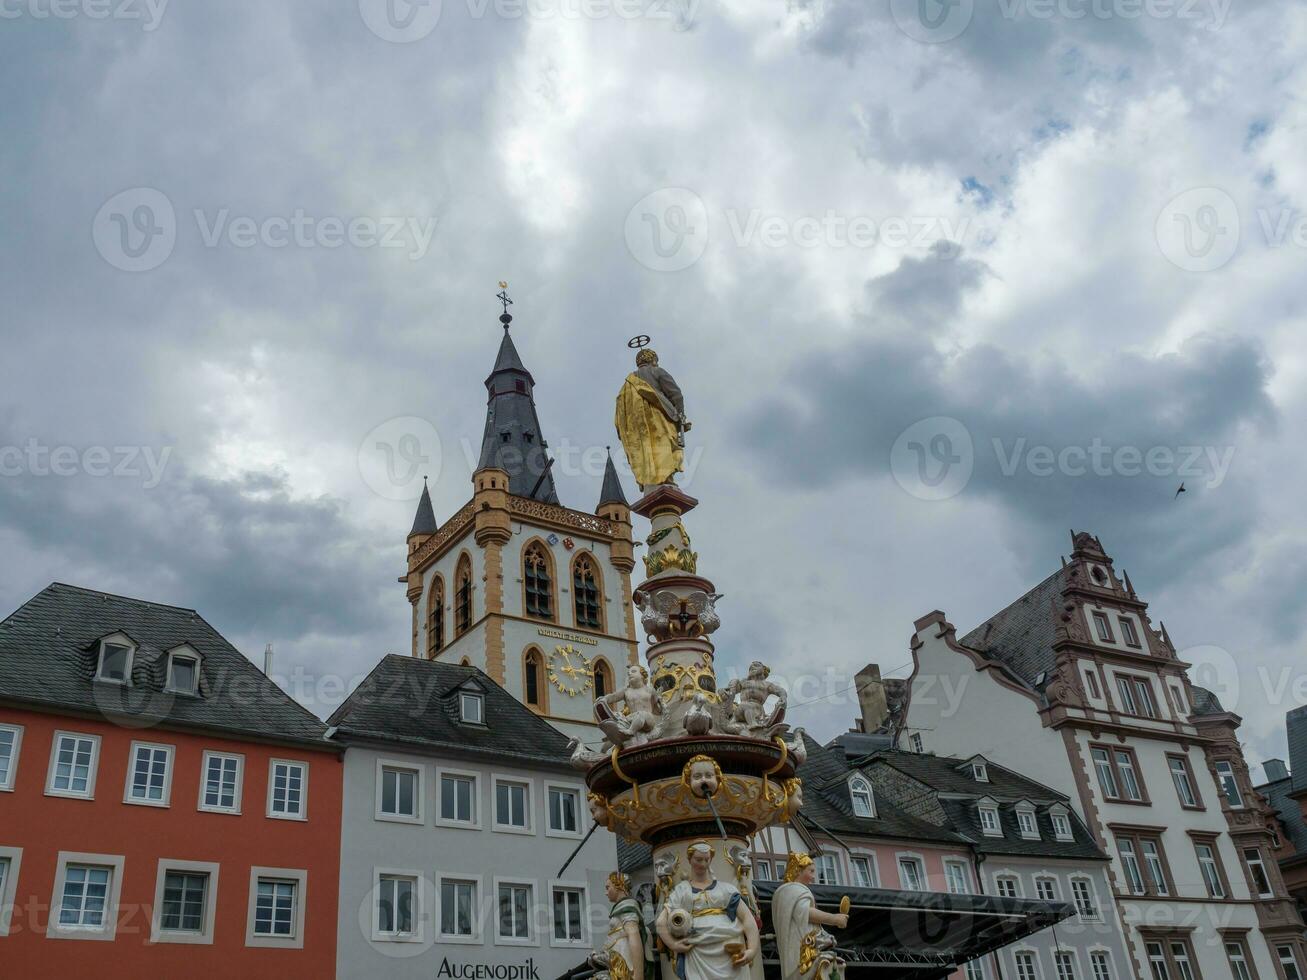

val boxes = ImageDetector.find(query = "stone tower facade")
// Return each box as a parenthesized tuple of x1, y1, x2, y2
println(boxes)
(403, 313, 639, 742)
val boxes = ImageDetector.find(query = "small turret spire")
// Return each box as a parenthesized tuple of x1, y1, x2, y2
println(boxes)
(598, 447, 629, 508)
(409, 476, 437, 537)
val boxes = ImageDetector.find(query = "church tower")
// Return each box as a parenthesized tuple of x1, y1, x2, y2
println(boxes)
(404, 294, 639, 742)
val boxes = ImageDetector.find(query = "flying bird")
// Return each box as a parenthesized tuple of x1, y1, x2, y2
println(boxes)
(1175, 483, 1186, 499)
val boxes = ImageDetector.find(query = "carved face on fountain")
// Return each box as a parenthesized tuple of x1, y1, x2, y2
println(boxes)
(589, 792, 610, 827)
(683, 754, 722, 799)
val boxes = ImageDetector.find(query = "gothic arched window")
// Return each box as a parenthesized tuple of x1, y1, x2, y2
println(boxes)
(455, 554, 473, 636)
(523, 542, 554, 620)
(427, 575, 445, 659)
(524, 647, 547, 711)
(593, 659, 614, 700)
(572, 554, 603, 631)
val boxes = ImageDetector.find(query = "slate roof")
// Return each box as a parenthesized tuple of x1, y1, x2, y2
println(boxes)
(409, 480, 438, 536)
(862, 751, 1106, 861)
(795, 734, 967, 846)
(0, 583, 330, 748)
(1190, 686, 1225, 716)
(1257, 775, 1307, 859)
(617, 835, 653, 874)
(478, 326, 560, 504)
(961, 566, 1070, 688)
(598, 451, 629, 508)
(328, 655, 573, 768)
(1290, 705, 1307, 794)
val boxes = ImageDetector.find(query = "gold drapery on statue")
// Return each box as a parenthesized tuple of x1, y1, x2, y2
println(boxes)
(615, 372, 683, 488)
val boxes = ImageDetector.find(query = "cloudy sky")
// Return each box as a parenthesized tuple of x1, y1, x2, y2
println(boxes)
(2, 0, 1305, 772)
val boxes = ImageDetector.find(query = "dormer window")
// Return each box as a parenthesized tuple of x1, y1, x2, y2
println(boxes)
(1051, 810, 1073, 841)
(978, 799, 1002, 836)
(1016, 805, 1039, 839)
(972, 763, 988, 782)
(850, 775, 876, 818)
(460, 691, 484, 725)
(166, 650, 200, 695)
(96, 636, 134, 684)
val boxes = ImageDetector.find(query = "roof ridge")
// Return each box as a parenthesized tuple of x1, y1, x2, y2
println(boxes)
(43, 581, 199, 614)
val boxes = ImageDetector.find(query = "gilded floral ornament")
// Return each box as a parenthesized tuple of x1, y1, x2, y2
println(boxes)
(644, 542, 699, 576)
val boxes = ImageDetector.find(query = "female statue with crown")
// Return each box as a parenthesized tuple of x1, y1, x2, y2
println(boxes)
(772, 853, 848, 980)
(596, 872, 646, 980)
(657, 841, 759, 980)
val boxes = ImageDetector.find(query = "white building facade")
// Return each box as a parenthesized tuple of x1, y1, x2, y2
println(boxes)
(896, 532, 1306, 980)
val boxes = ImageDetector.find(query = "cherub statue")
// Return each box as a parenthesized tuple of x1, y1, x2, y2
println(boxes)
(682, 754, 722, 799)
(596, 665, 662, 748)
(773, 853, 848, 980)
(721, 661, 788, 735)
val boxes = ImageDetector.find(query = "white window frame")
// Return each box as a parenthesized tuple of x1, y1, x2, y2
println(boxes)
(1243, 847, 1274, 898)
(95, 634, 135, 685)
(438, 873, 484, 944)
(246, 866, 307, 949)
(849, 775, 876, 817)
(979, 804, 1002, 836)
(0, 723, 23, 792)
(436, 766, 481, 829)
(123, 740, 175, 808)
(151, 858, 220, 945)
(850, 853, 879, 888)
(1056, 949, 1081, 980)
(375, 758, 425, 825)
(972, 762, 989, 782)
(0, 845, 23, 938)
(1051, 809, 1073, 841)
(545, 782, 585, 839)
(1070, 876, 1100, 919)
(815, 853, 841, 885)
(494, 876, 539, 947)
(944, 859, 972, 894)
(45, 730, 102, 800)
(1216, 760, 1245, 808)
(266, 758, 308, 821)
(1035, 876, 1059, 902)
(372, 867, 425, 944)
(1015, 949, 1042, 980)
(755, 860, 773, 881)
(549, 880, 589, 948)
(995, 874, 1022, 899)
(1016, 807, 1039, 839)
(1225, 942, 1254, 980)
(1089, 950, 1115, 980)
(910, 733, 924, 753)
(165, 647, 202, 695)
(1195, 842, 1225, 898)
(198, 750, 244, 815)
(47, 851, 126, 941)
(1276, 945, 1304, 980)
(492, 774, 533, 835)
(460, 690, 485, 725)
(896, 853, 928, 891)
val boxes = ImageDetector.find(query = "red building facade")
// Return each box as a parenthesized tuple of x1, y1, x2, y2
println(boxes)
(0, 583, 342, 979)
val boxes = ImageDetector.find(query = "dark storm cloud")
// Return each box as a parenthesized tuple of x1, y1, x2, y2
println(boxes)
(738, 245, 1276, 585)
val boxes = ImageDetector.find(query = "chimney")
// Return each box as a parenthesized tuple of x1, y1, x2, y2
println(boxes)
(855, 664, 890, 734)
(263, 642, 274, 677)
(1264, 759, 1290, 783)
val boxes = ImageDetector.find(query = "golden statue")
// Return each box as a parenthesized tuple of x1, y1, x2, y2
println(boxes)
(615, 347, 690, 491)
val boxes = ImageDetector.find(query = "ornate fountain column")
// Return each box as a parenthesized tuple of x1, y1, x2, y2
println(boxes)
(577, 342, 803, 980)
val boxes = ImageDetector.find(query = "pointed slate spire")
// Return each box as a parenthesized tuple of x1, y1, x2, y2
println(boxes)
(476, 289, 559, 504)
(409, 478, 437, 537)
(598, 447, 628, 508)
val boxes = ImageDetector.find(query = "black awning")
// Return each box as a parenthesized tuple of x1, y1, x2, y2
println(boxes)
(753, 880, 1073, 980)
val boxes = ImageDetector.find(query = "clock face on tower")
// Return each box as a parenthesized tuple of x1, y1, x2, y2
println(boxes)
(547, 644, 594, 697)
